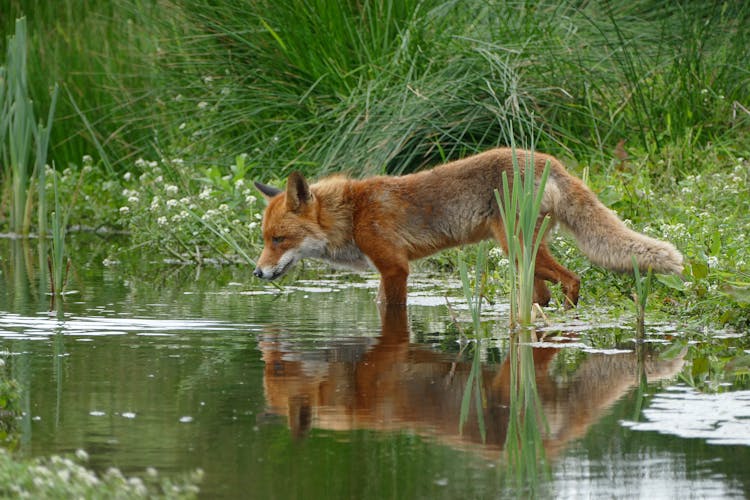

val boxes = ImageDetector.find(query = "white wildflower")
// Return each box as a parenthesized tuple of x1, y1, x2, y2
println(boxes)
(135, 158, 147, 169)
(127, 196, 139, 204)
(157, 216, 167, 225)
(166, 199, 178, 208)
(123, 172, 132, 181)
(119, 206, 130, 214)
(197, 101, 209, 110)
(165, 184, 179, 196)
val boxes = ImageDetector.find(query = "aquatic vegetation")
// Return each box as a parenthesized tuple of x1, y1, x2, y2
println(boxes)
(0, 449, 202, 499)
(495, 146, 551, 326)
(0, 18, 58, 237)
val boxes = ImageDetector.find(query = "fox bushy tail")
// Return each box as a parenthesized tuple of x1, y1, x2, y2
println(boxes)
(547, 170, 683, 275)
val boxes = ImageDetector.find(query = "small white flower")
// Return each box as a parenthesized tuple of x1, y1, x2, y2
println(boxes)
(235, 178, 245, 188)
(219, 203, 229, 212)
(135, 158, 147, 168)
(165, 184, 179, 196)
(245, 194, 257, 204)
(197, 101, 209, 110)
(166, 199, 178, 208)
(179, 122, 187, 131)
(82, 154, 93, 166)
(199, 188, 212, 200)
(123, 172, 132, 181)
(707, 256, 719, 268)
(119, 206, 130, 214)
(157, 216, 167, 225)
(249, 222, 259, 230)
(128, 196, 139, 204)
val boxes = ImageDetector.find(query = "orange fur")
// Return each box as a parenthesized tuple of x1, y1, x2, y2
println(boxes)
(254, 148, 683, 307)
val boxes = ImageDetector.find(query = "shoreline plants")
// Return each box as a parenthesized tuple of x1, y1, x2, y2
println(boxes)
(0, 0, 747, 326)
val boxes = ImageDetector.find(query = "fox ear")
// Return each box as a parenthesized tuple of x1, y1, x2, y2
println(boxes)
(254, 181, 282, 201)
(286, 171, 312, 212)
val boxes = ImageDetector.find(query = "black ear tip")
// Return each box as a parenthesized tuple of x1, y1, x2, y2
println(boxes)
(288, 171, 306, 183)
(254, 180, 283, 199)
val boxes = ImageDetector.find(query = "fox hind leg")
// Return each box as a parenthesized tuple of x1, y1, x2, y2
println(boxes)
(490, 219, 579, 308)
(534, 242, 580, 308)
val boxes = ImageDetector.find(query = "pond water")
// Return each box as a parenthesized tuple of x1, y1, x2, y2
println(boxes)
(1, 237, 749, 498)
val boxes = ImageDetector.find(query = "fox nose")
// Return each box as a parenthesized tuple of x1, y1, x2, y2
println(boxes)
(253, 268, 263, 278)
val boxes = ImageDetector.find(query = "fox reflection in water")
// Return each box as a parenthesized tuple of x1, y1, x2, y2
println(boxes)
(259, 308, 684, 456)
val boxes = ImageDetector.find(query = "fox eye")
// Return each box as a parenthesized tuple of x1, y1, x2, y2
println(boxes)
(271, 236, 285, 245)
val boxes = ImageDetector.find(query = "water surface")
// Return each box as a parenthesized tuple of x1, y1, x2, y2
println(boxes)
(1, 238, 749, 498)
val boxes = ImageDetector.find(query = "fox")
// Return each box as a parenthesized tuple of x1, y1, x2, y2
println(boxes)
(260, 306, 685, 449)
(253, 148, 683, 307)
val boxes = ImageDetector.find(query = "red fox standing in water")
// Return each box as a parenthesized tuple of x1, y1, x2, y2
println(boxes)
(253, 148, 683, 307)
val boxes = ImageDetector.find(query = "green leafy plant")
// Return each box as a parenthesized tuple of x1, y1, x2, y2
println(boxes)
(496, 146, 551, 326)
(632, 255, 653, 337)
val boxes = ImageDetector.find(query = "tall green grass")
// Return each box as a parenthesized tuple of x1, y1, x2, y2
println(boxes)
(0, 17, 59, 237)
(496, 144, 551, 326)
(136, 0, 749, 178)
(3, 0, 747, 183)
(0, 0, 162, 171)
(2, 17, 34, 235)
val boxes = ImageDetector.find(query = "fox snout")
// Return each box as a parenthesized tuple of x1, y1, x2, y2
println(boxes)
(253, 263, 289, 281)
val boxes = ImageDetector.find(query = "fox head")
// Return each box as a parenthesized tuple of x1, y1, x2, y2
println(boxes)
(253, 172, 327, 280)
